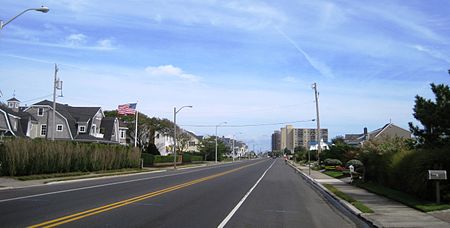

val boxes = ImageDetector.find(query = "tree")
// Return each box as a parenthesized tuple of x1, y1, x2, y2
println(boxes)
(176, 131, 192, 154)
(409, 83, 450, 148)
(197, 136, 229, 161)
(104, 110, 175, 150)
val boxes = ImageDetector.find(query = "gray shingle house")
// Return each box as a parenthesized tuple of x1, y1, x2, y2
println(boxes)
(1, 98, 127, 145)
(344, 123, 411, 146)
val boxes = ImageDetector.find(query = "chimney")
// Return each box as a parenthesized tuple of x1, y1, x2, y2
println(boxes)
(364, 127, 368, 140)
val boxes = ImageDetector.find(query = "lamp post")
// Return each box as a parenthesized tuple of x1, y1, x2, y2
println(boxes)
(215, 122, 227, 163)
(173, 105, 192, 169)
(0, 6, 49, 30)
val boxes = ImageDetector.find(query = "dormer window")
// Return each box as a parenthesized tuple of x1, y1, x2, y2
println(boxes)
(79, 126, 86, 133)
(38, 108, 44, 116)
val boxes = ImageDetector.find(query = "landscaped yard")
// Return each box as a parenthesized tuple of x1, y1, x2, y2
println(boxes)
(356, 182, 450, 212)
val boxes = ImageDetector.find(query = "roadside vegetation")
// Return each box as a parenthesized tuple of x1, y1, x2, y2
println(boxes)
(293, 83, 450, 211)
(324, 184, 373, 213)
(0, 138, 141, 176)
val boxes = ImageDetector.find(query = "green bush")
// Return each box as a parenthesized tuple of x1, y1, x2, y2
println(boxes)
(191, 155, 203, 162)
(183, 153, 192, 163)
(324, 158, 342, 166)
(0, 138, 141, 176)
(154, 155, 174, 163)
(141, 153, 154, 167)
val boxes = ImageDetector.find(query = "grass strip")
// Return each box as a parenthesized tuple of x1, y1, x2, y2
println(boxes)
(355, 182, 450, 212)
(324, 184, 374, 213)
(15, 168, 144, 181)
(323, 170, 345, 179)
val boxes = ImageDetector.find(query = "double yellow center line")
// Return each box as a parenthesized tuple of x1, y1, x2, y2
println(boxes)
(29, 161, 263, 228)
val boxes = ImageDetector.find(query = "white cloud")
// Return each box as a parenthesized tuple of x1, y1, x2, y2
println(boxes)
(65, 33, 87, 46)
(412, 45, 450, 64)
(145, 65, 200, 82)
(276, 28, 335, 79)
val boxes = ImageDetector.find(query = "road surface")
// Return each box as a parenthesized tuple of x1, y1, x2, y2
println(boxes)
(0, 158, 362, 227)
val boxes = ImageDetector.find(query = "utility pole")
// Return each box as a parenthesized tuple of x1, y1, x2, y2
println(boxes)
(312, 83, 321, 166)
(52, 64, 62, 141)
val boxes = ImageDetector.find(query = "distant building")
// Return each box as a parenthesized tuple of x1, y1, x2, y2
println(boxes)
(271, 130, 281, 152)
(280, 125, 328, 152)
(344, 123, 411, 146)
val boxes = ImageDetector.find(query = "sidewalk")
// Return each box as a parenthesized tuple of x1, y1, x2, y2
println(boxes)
(289, 162, 450, 228)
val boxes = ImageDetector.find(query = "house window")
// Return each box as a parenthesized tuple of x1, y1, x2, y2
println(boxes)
(120, 130, 126, 139)
(189, 141, 196, 147)
(40, 124, 47, 136)
(156, 133, 160, 139)
(79, 126, 86, 133)
(56, 124, 63, 132)
(38, 108, 44, 116)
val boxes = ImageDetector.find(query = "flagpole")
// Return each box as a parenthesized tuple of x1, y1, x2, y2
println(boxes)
(134, 101, 138, 147)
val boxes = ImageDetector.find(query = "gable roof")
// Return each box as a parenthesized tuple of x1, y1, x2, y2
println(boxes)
(7, 97, 20, 102)
(31, 100, 101, 138)
(0, 104, 28, 137)
(100, 117, 116, 141)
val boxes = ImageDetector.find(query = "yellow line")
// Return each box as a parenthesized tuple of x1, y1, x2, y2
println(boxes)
(28, 161, 264, 228)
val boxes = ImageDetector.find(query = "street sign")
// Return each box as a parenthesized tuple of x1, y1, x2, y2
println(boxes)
(428, 170, 447, 180)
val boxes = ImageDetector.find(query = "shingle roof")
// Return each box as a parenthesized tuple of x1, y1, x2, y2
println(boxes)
(0, 104, 31, 137)
(100, 117, 116, 141)
(33, 100, 101, 138)
(7, 97, 20, 102)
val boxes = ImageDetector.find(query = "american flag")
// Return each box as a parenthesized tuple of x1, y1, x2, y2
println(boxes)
(117, 103, 137, 115)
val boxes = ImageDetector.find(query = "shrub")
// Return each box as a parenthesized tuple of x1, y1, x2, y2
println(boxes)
(183, 153, 192, 163)
(154, 155, 174, 163)
(191, 155, 203, 162)
(141, 153, 154, 167)
(0, 138, 141, 176)
(324, 158, 342, 166)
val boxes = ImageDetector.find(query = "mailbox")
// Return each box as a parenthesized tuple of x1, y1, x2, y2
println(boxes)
(428, 170, 447, 180)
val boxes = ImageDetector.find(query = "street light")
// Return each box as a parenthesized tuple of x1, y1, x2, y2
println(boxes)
(173, 105, 192, 169)
(0, 6, 49, 30)
(215, 122, 227, 163)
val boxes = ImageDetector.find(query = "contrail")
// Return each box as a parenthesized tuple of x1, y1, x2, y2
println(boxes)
(275, 27, 334, 78)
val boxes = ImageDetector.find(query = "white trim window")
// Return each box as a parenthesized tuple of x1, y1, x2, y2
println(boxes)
(56, 124, 63, 132)
(38, 108, 44, 116)
(79, 125, 86, 133)
(120, 130, 126, 139)
(40, 124, 47, 136)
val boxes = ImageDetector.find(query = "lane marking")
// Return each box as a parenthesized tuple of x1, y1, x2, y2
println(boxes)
(0, 161, 243, 203)
(217, 159, 276, 228)
(28, 160, 268, 228)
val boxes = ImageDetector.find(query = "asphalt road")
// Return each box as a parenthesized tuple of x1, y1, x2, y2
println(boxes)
(0, 158, 361, 227)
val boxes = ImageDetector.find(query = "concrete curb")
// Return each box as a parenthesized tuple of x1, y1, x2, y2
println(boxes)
(287, 161, 376, 228)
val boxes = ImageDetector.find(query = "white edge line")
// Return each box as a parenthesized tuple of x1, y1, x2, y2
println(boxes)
(0, 162, 243, 203)
(217, 159, 276, 228)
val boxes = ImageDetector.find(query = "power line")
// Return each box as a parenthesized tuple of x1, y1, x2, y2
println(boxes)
(181, 119, 315, 128)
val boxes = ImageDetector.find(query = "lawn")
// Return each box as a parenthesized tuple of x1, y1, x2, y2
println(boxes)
(324, 184, 374, 213)
(323, 170, 347, 179)
(355, 182, 450, 212)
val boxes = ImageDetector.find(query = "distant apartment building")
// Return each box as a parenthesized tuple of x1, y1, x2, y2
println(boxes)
(279, 125, 328, 152)
(271, 130, 281, 152)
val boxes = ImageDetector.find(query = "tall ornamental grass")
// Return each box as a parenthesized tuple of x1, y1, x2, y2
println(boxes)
(0, 139, 141, 176)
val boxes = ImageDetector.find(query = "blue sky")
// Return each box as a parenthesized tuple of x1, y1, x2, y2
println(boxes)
(1, 1, 449, 151)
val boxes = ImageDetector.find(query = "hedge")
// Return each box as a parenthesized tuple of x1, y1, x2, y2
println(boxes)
(141, 153, 154, 167)
(0, 138, 141, 176)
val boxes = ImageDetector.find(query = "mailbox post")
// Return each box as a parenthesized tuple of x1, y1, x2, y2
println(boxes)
(428, 170, 447, 204)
